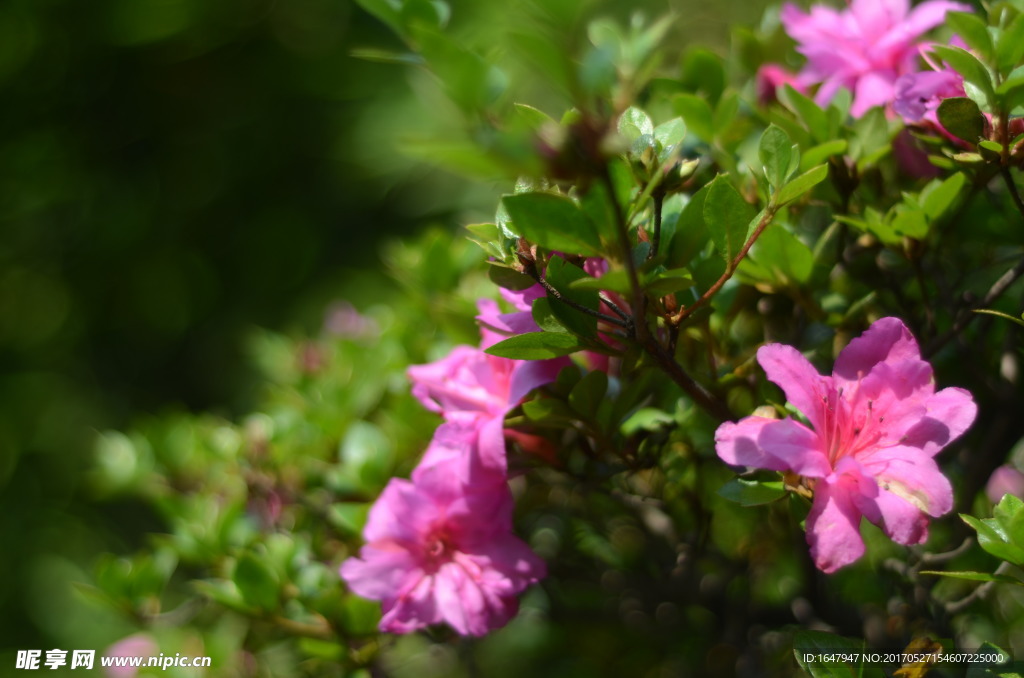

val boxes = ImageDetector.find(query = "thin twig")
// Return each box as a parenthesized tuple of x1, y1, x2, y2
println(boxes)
(944, 562, 1012, 616)
(926, 254, 1024, 355)
(670, 205, 780, 326)
(522, 259, 631, 329)
(1001, 166, 1024, 222)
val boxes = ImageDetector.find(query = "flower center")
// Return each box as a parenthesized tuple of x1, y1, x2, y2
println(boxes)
(422, 526, 455, 571)
(821, 386, 887, 465)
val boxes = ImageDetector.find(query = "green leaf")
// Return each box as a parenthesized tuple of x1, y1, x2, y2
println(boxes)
(920, 172, 966, 220)
(234, 553, 280, 611)
(502, 192, 602, 256)
(973, 308, 1024, 328)
(513, 103, 556, 129)
(522, 398, 575, 424)
(352, 0, 402, 33)
(759, 124, 794, 190)
(327, 503, 370, 537)
(777, 164, 829, 206)
(531, 297, 569, 333)
(644, 267, 695, 295)
(680, 47, 725, 104)
(919, 570, 1024, 584)
(672, 93, 714, 141)
(714, 91, 740, 135)
(849, 107, 891, 167)
(934, 45, 996, 111)
(487, 263, 535, 291)
(717, 478, 786, 506)
(961, 511, 1024, 566)
(704, 176, 756, 261)
(568, 369, 608, 419)
(545, 256, 600, 337)
(997, 13, 1024, 75)
(779, 85, 829, 141)
(654, 117, 687, 158)
(938, 97, 986, 143)
(485, 331, 586, 359)
(946, 11, 993, 59)
(743, 224, 814, 284)
(800, 139, 847, 171)
(569, 269, 632, 295)
(618, 106, 655, 154)
(666, 188, 711, 268)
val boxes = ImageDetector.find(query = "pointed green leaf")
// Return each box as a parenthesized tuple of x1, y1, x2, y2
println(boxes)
(672, 93, 714, 141)
(946, 11, 993, 60)
(666, 188, 711, 268)
(920, 172, 966, 220)
(545, 256, 600, 337)
(234, 553, 279, 611)
(938, 97, 986, 143)
(704, 176, 756, 261)
(502, 192, 602, 256)
(998, 13, 1024, 75)
(777, 164, 829, 206)
(717, 478, 786, 506)
(485, 331, 587, 359)
(800, 139, 847, 171)
(779, 85, 829, 141)
(934, 45, 996, 110)
(759, 124, 794, 190)
(568, 369, 608, 419)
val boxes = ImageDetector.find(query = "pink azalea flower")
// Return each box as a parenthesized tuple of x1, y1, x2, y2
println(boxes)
(893, 68, 965, 124)
(407, 344, 567, 479)
(716, 318, 976, 573)
(476, 284, 546, 349)
(986, 465, 1024, 504)
(781, 0, 971, 117)
(340, 452, 546, 636)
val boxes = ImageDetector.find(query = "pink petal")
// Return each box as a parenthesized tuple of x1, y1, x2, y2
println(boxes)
(849, 0, 908, 41)
(869, 489, 930, 545)
(340, 547, 421, 600)
(833, 317, 921, 384)
(899, 387, 977, 456)
(715, 416, 831, 477)
(362, 478, 438, 544)
(885, 1, 973, 48)
(806, 476, 865, 573)
(757, 343, 829, 431)
(433, 563, 478, 635)
(857, 445, 953, 517)
(379, 574, 440, 634)
(508, 357, 569, 405)
(414, 421, 508, 495)
(850, 71, 897, 118)
(463, 533, 548, 590)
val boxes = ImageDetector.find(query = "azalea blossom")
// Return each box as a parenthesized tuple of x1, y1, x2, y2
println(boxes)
(407, 341, 567, 479)
(340, 452, 546, 636)
(716, 318, 976, 572)
(779, 0, 971, 117)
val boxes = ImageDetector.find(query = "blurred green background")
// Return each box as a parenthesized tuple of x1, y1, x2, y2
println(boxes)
(0, 0, 771, 663)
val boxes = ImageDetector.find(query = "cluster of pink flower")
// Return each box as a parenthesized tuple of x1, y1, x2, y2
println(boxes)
(340, 283, 566, 636)
(759, 0, 970, 120)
